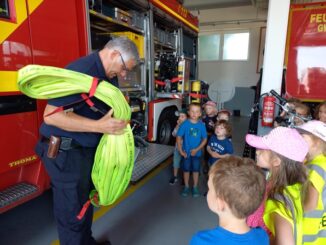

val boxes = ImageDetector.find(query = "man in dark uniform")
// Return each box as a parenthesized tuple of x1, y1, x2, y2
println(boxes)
(35, 37, 139, 245)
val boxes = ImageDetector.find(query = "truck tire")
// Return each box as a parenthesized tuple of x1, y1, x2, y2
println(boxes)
(157, 108, 177, 145)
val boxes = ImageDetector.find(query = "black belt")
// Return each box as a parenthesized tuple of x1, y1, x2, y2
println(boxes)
(41, 136, 82, 150)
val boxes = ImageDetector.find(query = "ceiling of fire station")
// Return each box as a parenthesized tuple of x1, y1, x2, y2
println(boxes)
(183, 0, 320, 10)
(183, 0, 254, 10)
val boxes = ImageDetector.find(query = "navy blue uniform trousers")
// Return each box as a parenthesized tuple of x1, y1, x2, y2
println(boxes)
(35, 141, 97, 245)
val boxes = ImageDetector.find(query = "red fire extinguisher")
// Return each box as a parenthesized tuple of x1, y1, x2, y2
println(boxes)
(261, 95, 276, 127)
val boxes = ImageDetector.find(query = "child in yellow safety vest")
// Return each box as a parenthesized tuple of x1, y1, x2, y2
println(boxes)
(297, 120, 326, 245)
(246, 127, 308, 245)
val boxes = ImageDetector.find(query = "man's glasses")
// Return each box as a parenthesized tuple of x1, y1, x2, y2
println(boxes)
(119, 52, 128, 72)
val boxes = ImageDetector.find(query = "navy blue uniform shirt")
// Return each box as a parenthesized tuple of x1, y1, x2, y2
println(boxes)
(40, 51, 118, 147)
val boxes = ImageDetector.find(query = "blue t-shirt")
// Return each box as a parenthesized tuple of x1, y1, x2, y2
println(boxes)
(190, 226, 269, 245)
(40, 51, 118, 147)
(207, 135, 233, 165)
(176, 119, 207, 157)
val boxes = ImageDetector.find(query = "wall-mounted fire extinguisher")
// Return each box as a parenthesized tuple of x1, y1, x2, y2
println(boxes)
(261, 95, 276, 127)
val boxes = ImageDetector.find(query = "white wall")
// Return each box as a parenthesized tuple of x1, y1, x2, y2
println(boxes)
(193, 6, 268, 88)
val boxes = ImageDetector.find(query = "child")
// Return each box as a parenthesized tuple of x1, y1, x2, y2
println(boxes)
(274, 98, 307, 127)
(177, 103, 207, 197)
(202, 101, 218, 174)
(202, 101, 218, 136)
(293, 101, 311, 126)
(274, 97, 299, 127)
(314, 100, 326, 123)
(217, 109, 231, 122)
(169, 108, 188, 185)
(280, 97, 302, 118)
(190, 156, 269, 245)
(297, 120, 326, 245)
(246, 127, 308, 245)
(207, 120, 233, 166)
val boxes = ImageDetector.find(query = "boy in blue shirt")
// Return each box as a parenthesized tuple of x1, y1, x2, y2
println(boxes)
(177, 103, 207, 197)
(207, 120, 233, 166)
(190, 156, 269, 245)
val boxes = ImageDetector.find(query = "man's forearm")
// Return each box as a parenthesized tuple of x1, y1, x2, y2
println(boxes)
(43, 104, 127, 135)
(44, 109, 99, 133)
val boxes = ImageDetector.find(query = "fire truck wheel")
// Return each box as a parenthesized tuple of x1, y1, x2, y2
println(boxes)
(157, 109, 177, 145)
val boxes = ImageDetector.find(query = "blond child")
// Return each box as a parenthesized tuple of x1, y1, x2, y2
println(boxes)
(169, 108, 187, 185)
(280, 98, 302, 118)
(190, 156, 269, 245)
(202, 101, 218, 174)
(274, 97, 301, 127)
(202, 101, 218, 135)
(293, 101, 311, 126)
(297, 120, 326, 245)
(274, 100, 310, 127)
(246, 127, 308, 245)
(177, 103, 207, 197)
(314, 101, 326, 123)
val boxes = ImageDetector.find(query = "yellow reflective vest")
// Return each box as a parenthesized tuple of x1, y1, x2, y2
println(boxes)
(264, 183, 304, 245)
(303, 154, 326, 245)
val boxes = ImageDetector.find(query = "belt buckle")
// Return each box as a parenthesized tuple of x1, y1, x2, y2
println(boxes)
(60, 137, 72, 150)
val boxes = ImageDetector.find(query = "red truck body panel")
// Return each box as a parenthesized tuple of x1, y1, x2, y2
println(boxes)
(0, 0, 88, 213)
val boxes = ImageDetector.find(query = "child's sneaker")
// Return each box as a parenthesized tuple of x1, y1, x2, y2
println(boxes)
(192, 187, 200, 197)
(169, 176, 178, 185)
(181, 187, 190, 197)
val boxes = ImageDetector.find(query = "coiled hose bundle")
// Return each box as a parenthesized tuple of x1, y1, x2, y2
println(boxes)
(17, 65, 134, 207)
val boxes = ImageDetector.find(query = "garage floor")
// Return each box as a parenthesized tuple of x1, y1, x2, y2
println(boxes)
(0, 116, 250, 245)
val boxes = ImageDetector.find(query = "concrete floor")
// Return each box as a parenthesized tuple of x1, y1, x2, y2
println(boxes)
(0, 116, 249, 245)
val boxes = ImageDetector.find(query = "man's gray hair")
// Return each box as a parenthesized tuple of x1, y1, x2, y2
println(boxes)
(105, 37, 140, 64)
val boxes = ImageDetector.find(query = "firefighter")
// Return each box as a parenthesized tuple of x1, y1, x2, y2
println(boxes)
(35, 37, 139, 245)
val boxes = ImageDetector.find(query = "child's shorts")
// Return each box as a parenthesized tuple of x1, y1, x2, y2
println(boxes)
(173, 148, 181, 168)
(182, 156, 201, 172)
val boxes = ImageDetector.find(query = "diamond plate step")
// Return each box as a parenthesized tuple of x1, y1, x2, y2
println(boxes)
(0, 182, 39, 208)
(131, 143, 174, 182)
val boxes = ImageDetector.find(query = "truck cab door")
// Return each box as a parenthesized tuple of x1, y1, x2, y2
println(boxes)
(0, 0, 46, 213)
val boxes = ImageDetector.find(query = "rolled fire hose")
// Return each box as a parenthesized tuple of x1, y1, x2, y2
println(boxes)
(17, 65, 134, 207)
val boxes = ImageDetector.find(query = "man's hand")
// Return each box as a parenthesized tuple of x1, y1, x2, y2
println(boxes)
(97, 109, 128, 135)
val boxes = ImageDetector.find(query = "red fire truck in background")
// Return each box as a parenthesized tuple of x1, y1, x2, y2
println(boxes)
(285, 2, 326, 102)
(0, 0, 207, 213)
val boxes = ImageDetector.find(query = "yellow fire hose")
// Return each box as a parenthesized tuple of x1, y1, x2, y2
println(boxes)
(17, 65, 134, 207)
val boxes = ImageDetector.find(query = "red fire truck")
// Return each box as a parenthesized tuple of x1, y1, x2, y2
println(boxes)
(0, 0, 205, 213)
(285, 2, 326, 102)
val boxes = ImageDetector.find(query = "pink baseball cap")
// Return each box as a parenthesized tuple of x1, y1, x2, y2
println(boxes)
(203, 101, 217, 108)
(297, 120, 326, 142)
(246, 127, 308, 162)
